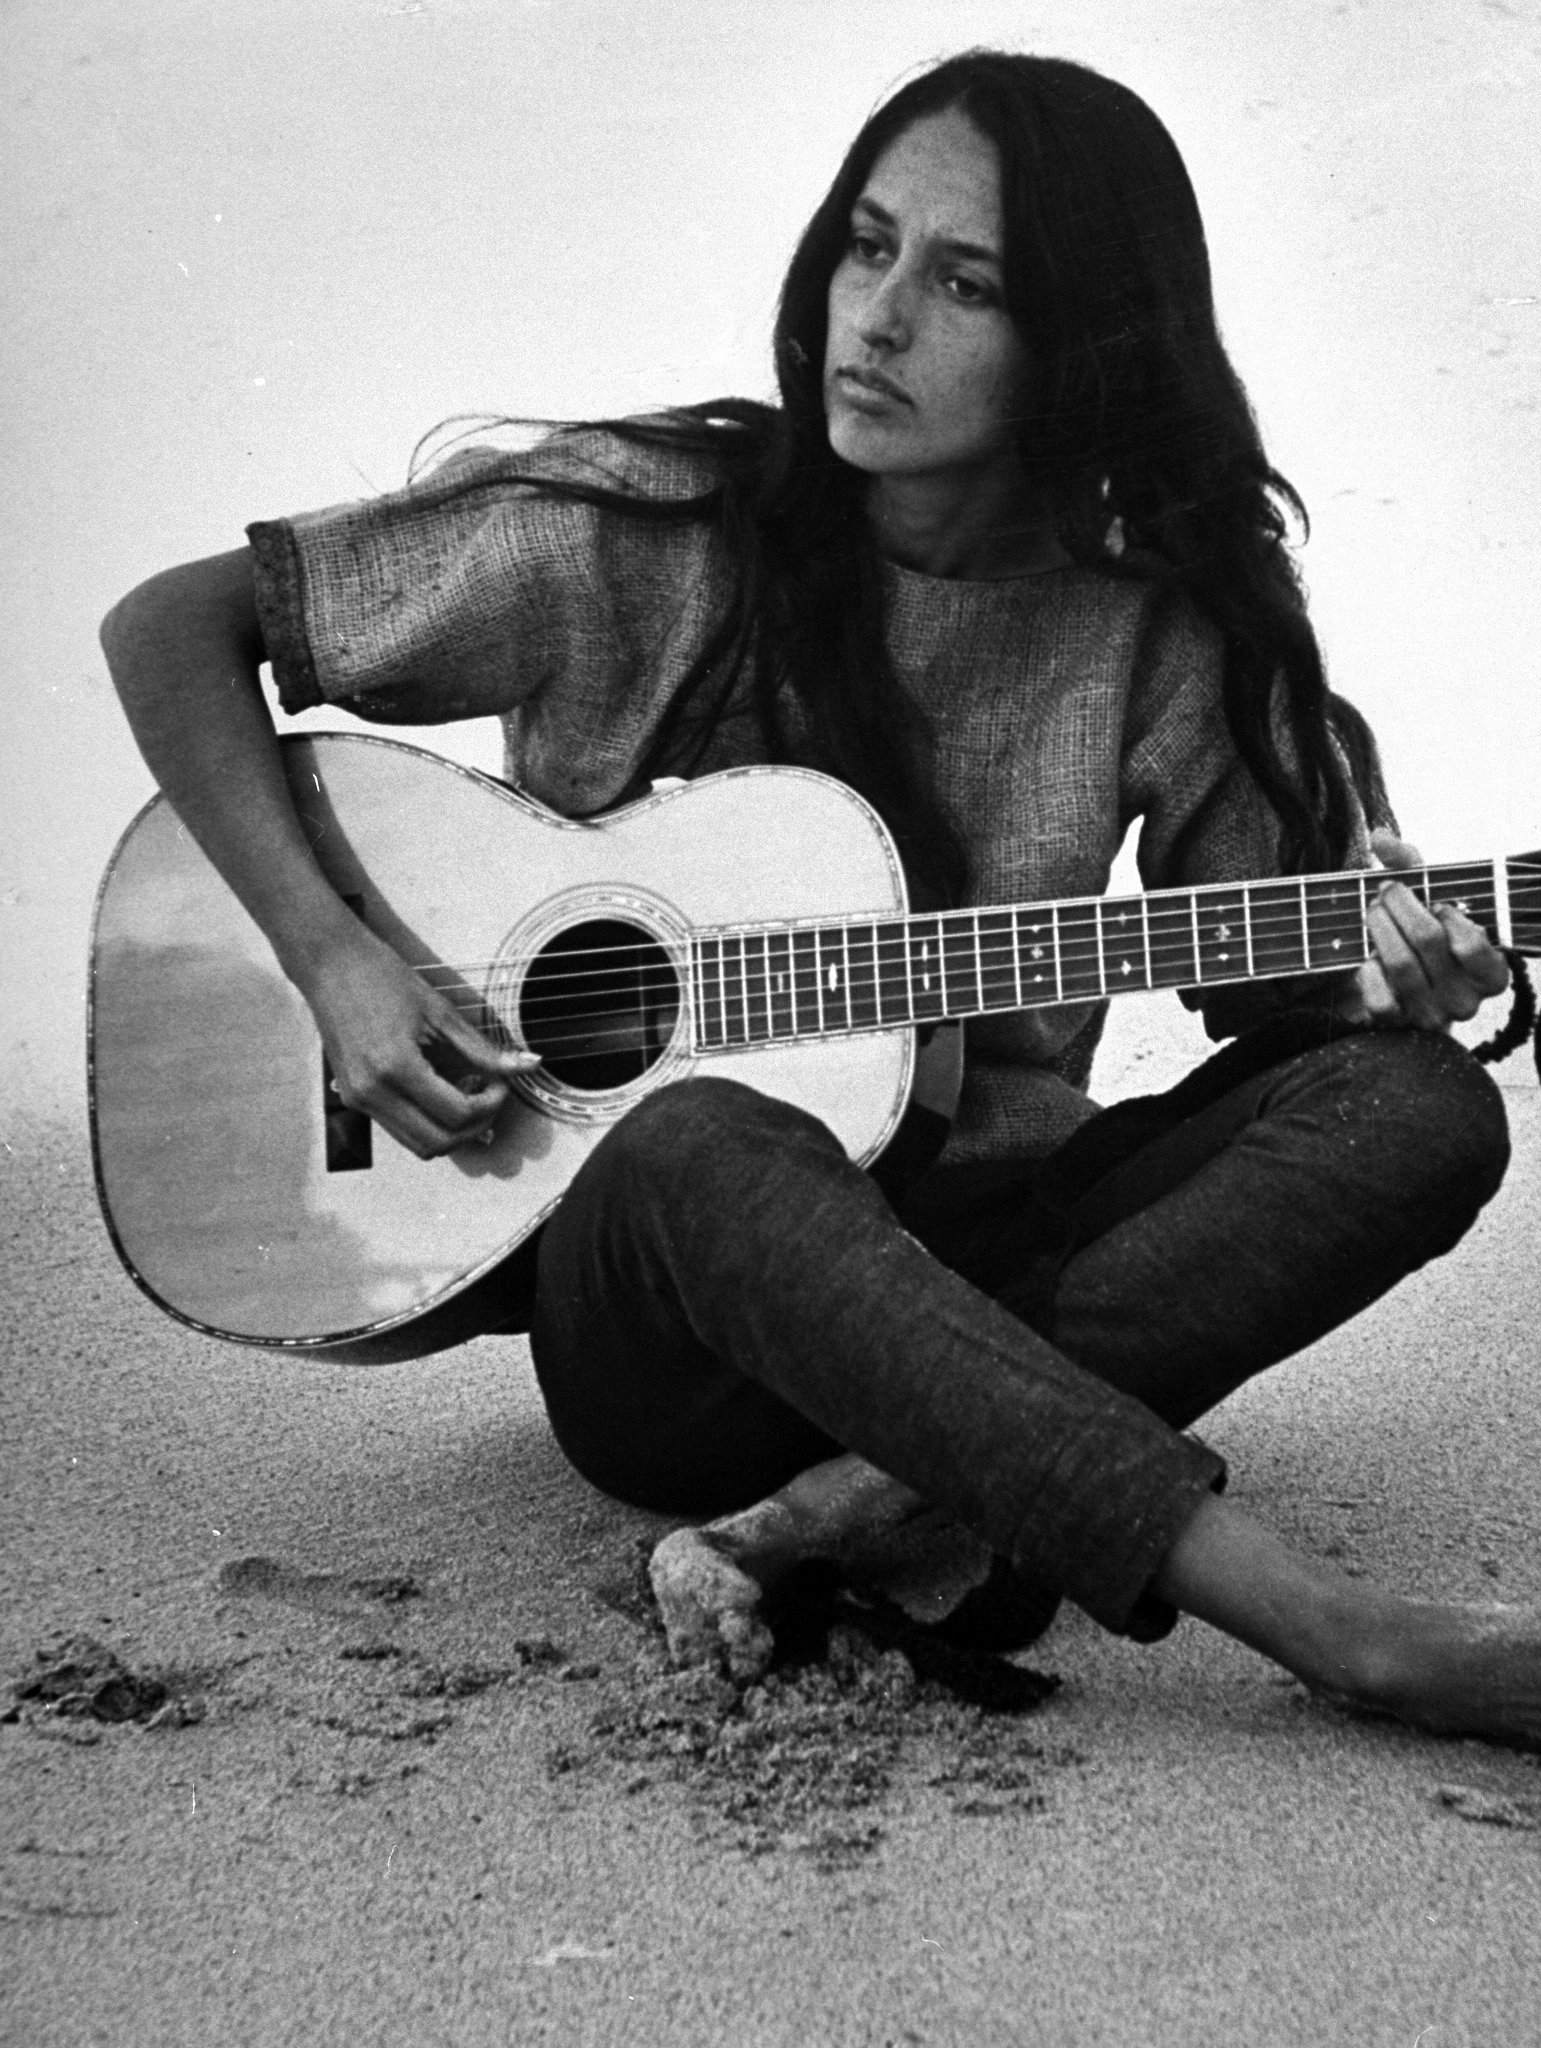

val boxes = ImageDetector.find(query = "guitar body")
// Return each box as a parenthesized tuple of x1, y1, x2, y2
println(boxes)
(90, 737, 918, 1360)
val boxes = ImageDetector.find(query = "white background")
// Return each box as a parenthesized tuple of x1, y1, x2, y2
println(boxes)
(5, 0, 1540, 1116)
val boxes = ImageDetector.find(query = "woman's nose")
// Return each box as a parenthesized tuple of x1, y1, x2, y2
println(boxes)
(857, 270, 914, 351)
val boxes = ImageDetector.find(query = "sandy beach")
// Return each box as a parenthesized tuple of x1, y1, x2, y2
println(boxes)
(5, 1000, 1539, 2047)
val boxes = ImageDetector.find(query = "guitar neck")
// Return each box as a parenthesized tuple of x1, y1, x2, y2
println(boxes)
(691, 853, 1541, 1051)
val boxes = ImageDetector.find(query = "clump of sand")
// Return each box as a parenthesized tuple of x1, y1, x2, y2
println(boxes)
(7, 1635, 208, 1734)
(565, 1544, 1082, 1866)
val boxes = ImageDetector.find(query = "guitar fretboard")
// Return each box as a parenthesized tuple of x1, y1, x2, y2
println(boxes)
(690, 857, 1525, 1051)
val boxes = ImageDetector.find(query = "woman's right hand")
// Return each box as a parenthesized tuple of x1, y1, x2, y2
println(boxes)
(100, 548, 539, 1161)
(297, 916, 540, 1159)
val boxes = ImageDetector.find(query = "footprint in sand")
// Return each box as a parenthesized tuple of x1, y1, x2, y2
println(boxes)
(217, 1557, 423, 1615)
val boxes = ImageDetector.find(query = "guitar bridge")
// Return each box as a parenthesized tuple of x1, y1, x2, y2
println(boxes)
(323, 1057, 373, 1172)
(323, 892, 373, 1172)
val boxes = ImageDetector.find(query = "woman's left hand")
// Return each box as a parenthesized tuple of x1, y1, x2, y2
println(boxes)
(1334, 829, 1511, 1030)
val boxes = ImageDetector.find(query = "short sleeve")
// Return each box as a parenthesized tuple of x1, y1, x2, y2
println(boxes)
(1120, 587, 1384, 1038)
(1118, 593, 1241, 886)
(1123, 588, 1380, 890)
(246, 431, 720, 728)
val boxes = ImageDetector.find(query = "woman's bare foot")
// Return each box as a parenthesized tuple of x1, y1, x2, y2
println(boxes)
(647, 1528, 777, 1683)
(648, 1455, 931, 1681)
(648, 1454, 1067, 1678)
(1324, 1597, 1541, 1750)
(1154, 1495, 1541, 1751)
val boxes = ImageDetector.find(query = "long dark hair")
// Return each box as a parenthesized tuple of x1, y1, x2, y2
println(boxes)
(435, 50, 1371, 896)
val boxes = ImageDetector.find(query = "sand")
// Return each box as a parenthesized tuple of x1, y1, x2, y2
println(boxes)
(4, 1020, 1540, 2046)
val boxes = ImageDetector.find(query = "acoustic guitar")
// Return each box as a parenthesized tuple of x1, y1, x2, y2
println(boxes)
(90, 734, 1541, 1363)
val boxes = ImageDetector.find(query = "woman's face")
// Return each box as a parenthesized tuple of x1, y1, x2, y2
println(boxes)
(823, 108, 1027, 486)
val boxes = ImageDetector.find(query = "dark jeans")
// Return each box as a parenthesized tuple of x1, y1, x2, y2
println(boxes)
(521, 1020, 1510, 1636)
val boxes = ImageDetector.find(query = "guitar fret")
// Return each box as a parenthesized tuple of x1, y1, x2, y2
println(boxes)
(791, 927, 818, 1037)
(910, 918, 946, 1021)
(764, 932, 780, 1036)
(1246, 881, 1310, 976)
(1304, 874, 1371, 970)
(713, 937, 729, 1048)
(744, 932, 770, 1043)
(1195, 887, 1249, 982)
(1430, 861, 1499, 943)
(1015, 906, 1057, 1001)
(848, 921, 880, 1029)
(1417, 860, 1503, 955)
(942, 913, 976, 1015)
(1242, 886, 1255, 978)
(1010, 909, 1024, 1008)
(1099, 896, 1148, 989)
(1496, 856, 1517, 950)
(978, 910, 1017, 1009)
(721, 934, 747, 1045)
(1057, 903, 1101, 1001)
(698, 936, 723, 1048)
(1298, 877, 1311, 969)
(818, 924, 849, 1031)
(874, 921, 909, 1025)
(767, 929, 793, 1039)
(1505, 854, 1541, 951)
(1147, 890, 1197, 987)
(815, 927, 838, 1031)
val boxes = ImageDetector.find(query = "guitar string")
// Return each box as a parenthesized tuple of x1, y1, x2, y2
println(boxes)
(420, 898, 1502, 1016)
(422, 934, 1382, 1027)
(431, 897, 1517, 1050)
(449, 930, 1509, 1043)
(388, 861, 1538, 1047)
(406, 884, 1511, 991)
(451, 855, 1536, 975)
(396, 856, 1526, 982)
(427, 927, 1408, 1050)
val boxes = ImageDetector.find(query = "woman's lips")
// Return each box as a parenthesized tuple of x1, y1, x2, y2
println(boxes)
(832, 365, 912, 408)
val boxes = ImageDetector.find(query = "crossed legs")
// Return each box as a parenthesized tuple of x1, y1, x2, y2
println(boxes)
(528, 1031, 1541, 1747)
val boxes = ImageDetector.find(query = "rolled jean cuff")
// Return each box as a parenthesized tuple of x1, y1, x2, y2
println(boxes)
(1010, 1426, 1227, 1638)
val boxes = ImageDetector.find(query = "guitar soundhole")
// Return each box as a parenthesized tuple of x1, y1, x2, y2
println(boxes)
(518, 919, 680, 1091)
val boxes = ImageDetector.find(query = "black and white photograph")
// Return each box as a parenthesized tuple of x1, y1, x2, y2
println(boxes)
(4, 3, 1540, 2042)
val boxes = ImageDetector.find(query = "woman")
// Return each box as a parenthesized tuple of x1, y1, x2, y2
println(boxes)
(101, 53, 1540, 1747)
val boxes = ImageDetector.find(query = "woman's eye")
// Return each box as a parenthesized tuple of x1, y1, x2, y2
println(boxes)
(850, 231, 887, 263)
(944, 272, 995, 305)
